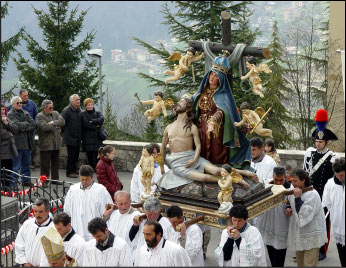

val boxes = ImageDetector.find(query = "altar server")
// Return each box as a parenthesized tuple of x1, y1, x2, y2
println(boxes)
(166, 205, 204, 266)
(63, 165, 113, 241)
(137, 220, 192, 266)
(129, 197, 176, 266)
(215, 204, 267, 267)
(256, 166, 293, 267)
(103, 191, 141, 263)
(15, 198, 54, 266)
(322, 158, 345, 267)
(40, 212, 86, 266)
(286, 169, 327, 267)
(83, 217, 131, 266)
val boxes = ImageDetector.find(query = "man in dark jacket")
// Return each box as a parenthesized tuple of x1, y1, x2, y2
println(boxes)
(8, 89, 38, 169)
(61, 94, 82, 178)
(7, 96, 36, 186)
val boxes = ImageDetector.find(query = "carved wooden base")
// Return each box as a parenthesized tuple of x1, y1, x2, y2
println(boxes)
(160, 185, 287, 229)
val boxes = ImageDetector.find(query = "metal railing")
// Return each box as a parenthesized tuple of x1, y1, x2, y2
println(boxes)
(1, 168, 73, 267)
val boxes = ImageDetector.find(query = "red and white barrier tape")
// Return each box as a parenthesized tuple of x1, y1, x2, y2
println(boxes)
(1, 241, 15, 256)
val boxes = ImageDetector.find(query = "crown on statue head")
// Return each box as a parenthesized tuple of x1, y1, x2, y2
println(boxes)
(211, 50, 231, 74)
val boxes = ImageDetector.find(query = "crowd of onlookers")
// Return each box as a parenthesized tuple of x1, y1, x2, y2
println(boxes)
(0, 90, 121, 196)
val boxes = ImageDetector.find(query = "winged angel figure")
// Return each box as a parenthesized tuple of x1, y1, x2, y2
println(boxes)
(241, 56, 272, 98)
(163, 47, 205, 85)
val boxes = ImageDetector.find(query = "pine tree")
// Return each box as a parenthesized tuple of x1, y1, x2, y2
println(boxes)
(133, 1, 258, 98)
(14, 1, 99, 112)
(1, 1, 24, 100)
(260, 20, 293, 148)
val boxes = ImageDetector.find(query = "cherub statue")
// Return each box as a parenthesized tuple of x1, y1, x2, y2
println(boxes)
(138, 145, 155, 199)
(234, 102, 273, 138)
(163, 47, 205, 85)
(217, 164, 250, 214)
(241, 56, 272, 98)
(140, 91, 168, 123)
(218, 164, 250, 205)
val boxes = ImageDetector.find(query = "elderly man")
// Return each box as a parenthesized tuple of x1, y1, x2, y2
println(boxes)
(15, 197, 54, 266)
(131, 143, 170, 203)
(84, 217, 131, 266)
(286, 169, 327, 267)
(40, 227, 78, 267)
(129, 196, 176, 266)
(7, 96, 36, 187)
(137, 220, 192, 266)
(256, 166, 293, 267)
(322, 158, 345, 267)
(215, 204, 267, 267)
(37, 99, 65, 186)
(166, 205, 204, 266)
(61, 94, 82, 178)
(102, 191, 141, 263)
(40, 212, 86, 266)
(8, 89, 39, 169)
(63, 165, 113, 241)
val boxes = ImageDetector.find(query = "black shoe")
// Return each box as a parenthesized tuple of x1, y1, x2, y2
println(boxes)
(22, 182, 34, 187)
(318, 253, 326, 261)
(51, 180, 63, 185)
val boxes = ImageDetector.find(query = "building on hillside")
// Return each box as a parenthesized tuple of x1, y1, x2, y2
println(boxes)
(111, 49, 125, 63)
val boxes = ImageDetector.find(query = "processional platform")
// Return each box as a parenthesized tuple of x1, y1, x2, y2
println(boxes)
(159, 185, 287, 229)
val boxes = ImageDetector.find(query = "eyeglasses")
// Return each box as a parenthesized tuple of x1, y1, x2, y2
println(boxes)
(16, 102, 22, 105)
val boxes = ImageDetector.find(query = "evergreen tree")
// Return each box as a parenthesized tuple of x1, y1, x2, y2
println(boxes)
(133, 1, 258, 98)
(1, 1, 24, 100)
(260, 20, 293, 148)
(14, 1, 99, 112)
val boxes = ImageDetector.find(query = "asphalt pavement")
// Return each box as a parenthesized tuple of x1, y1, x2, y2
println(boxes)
(30, 168, 341, 267)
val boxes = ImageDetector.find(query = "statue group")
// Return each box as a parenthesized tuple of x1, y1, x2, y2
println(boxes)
(137, 12, 273, 215)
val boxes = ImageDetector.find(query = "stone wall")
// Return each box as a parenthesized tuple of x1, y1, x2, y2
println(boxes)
(32, 139, 345, 172)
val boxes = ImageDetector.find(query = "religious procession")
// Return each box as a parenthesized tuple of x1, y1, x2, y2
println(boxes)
(1, 2, 345, 268)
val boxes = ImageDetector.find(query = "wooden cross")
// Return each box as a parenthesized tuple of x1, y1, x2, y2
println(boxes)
(188, 11, 270, 87)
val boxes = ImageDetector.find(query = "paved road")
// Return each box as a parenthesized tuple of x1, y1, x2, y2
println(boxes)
(30, 168, 341, 267)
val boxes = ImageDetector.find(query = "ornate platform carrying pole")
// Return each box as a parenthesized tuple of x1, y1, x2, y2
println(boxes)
(188, 10, 270, 89)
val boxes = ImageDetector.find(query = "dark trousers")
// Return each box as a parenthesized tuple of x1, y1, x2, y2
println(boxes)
(40, 150, 60, 181)
(317, 189, 331, 256)
(12, 149, 31, 184)
(86, 151, 98, 171)
(337, 243, 346, 267)
(66, 145, 80, 175)
(267, 245, 287, 267)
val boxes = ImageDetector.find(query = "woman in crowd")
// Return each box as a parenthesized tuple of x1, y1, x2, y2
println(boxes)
(265, 138, 281, 166)
(96, 145, 123, 202)
(1, 103, 18, 187)
(81, 98, 104, 170)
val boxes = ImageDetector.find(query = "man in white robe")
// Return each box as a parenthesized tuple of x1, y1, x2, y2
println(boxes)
(215, 204, 266, 267)
(15, 198, 54, 266)
(128, 197, 176, 266)
(103, 191, 141, 264)
(63, 165, 113, 241)
(137, 220, 192, 266)
(40, 212, 85, 266)
(286, 169, 327, 267)
(250, 137, 277, 185)
(131, 143, 170, 202)
(166, 205, 204, 266)
(83, 217, 131, 266)
(322, 158, 345, 267)
(256, 166, 293, 267)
